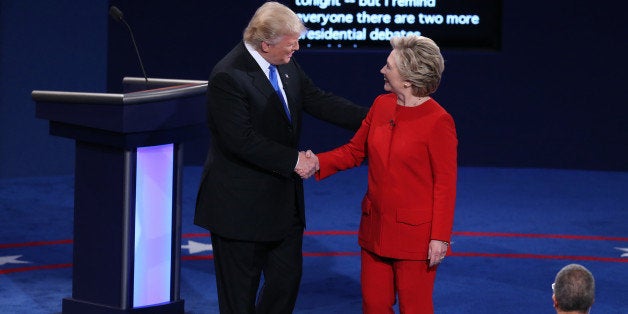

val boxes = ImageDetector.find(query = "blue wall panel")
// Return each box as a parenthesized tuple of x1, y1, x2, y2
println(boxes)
(2, 0, 626, 178)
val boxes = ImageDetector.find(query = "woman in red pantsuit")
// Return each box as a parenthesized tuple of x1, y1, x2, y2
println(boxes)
(312, 35, 457, 313)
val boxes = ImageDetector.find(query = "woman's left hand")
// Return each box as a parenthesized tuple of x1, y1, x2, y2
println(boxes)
(428, 239, 449, 267)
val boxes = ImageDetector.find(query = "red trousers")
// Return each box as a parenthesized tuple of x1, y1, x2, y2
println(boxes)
(361, 249, 438, 314)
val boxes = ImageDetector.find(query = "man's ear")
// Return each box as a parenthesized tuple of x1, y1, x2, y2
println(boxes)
(261, 41, 270, 53)
(552, 294, 558, 309)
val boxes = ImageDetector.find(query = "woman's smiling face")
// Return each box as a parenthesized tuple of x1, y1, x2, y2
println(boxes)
(380, 50, 406, 94)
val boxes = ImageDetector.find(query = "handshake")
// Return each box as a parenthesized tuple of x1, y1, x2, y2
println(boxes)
(294, 150, 319, 179)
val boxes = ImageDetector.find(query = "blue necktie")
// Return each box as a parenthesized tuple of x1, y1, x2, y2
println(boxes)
(269, 65, 291, 123)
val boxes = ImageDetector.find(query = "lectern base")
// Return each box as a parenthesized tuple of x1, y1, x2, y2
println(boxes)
(62, 298, 184, 314)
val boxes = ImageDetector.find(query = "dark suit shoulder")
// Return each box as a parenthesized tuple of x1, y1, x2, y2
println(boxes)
(210, 42, 259, 79)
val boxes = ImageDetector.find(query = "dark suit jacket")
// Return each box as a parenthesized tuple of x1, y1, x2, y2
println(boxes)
(194, 42, 367, 241)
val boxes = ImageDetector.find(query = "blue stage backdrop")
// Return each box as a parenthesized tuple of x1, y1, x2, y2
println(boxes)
(1, 1, 627, 178)
(105, 0, 628, 171)
(0, 1, 108, 178)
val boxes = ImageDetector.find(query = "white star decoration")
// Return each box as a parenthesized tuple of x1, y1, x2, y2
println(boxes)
(615, 247, 628, 258)
(0, 255, 30, 266)
(181, 240, 213, 254)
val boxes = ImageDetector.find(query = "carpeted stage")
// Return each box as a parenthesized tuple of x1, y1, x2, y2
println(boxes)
(1, 166, 627, 313)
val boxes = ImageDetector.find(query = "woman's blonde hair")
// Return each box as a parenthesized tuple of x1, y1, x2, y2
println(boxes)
(390, 35, 444, 97)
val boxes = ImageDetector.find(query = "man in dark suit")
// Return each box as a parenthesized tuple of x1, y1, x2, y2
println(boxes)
(194, 2, 368, 313)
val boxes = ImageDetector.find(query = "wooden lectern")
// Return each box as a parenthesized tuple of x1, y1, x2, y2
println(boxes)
(32, 77, 207, 314)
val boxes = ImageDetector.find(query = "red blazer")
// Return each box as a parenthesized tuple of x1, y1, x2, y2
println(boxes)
(316, 93, 457, 260)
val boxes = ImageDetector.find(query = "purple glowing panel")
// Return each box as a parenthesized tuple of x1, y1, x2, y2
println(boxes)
(133, 143, 173, 306)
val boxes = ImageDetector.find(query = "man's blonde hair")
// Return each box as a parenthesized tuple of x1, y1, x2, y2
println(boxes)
(243, 2, 307, 48)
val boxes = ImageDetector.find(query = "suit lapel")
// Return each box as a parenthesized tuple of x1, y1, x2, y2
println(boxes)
(239, 43, 294, 125)
(240, 46, 274, 100)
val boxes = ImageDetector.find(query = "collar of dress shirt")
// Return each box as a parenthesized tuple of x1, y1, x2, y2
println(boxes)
(245, 42, 272, 78)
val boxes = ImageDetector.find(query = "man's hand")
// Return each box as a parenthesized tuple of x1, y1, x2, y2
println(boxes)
(304, 150, 320, 171)
(295, 150, 318, 179)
